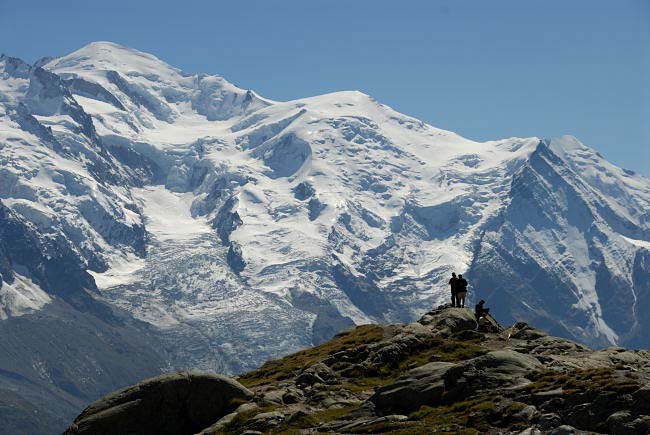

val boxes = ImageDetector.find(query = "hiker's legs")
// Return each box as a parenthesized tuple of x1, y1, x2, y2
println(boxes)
(451, 292, 456, 307)
(457, 291, 467, 308)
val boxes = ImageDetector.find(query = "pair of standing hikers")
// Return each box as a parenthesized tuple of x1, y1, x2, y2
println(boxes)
(448, 272, 468, 308)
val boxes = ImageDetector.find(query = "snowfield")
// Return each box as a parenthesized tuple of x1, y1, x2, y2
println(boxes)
(1, 41, 650, 431)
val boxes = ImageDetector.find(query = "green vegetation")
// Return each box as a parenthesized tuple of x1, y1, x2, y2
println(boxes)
(409, 395, 497, 433)
(271, 405, 359, 434)
(341, 395, 513, 434)
(210, 404, 277, 435)
(345, 337, 485, 392)
(239, 324, 385, 387)
(233, 321, 492, 434)
(524, 367, 640, 396)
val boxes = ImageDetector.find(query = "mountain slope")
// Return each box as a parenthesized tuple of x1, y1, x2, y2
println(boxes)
(1, 42, 649, 433)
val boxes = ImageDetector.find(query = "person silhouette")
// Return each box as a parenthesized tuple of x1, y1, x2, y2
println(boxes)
(456, 274, 468, 308)
(475, 299, 490, 319)
(448, 272, 459, 307)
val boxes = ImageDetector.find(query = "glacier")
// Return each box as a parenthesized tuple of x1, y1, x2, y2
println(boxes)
(1, 41, 649, 433)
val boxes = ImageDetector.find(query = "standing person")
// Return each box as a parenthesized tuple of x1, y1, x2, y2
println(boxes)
(448, 272, 459, 307)
(456, 274, 468, 308)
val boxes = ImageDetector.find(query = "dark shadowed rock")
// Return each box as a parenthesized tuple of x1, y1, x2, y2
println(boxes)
(63, 371, 253, 435)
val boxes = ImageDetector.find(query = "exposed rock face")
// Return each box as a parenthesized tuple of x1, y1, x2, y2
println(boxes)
(64, 372, 253, 435)
(62, 307, 650, 434)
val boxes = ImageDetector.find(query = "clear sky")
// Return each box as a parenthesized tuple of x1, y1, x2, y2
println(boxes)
(2, 0, 648, 175)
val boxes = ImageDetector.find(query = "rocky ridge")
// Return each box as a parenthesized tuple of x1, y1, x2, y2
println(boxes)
(64, 307, 650, 434)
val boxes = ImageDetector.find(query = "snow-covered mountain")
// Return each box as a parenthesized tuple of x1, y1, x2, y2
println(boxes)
(1, 41, 649, 433)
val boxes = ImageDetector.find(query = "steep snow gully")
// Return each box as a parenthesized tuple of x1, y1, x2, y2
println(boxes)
(1, 41, 649, 433)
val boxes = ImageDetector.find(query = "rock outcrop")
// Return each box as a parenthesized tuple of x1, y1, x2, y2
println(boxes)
(63, 372, 253, 435)
(63, 307, 650, 434)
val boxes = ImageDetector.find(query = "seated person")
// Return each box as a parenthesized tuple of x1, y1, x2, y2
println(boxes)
(475, 300, 490, 319)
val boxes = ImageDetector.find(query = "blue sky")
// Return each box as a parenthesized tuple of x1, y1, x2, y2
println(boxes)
(2, 0, 648, 175)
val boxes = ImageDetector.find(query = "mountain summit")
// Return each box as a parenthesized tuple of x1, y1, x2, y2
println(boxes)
(1, 42, 649, 433)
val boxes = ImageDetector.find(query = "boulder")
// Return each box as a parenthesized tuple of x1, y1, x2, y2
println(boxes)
(296, 362, 337, 387)
(338, 414, 408, 432)
(631, 415, 650, 433)
(527, 336, 589, 355)
(606, 410, 635, 435)
(538, 413, 562, 430)
(370, 362, 456, 414)
(247, 410, 285, 431)
(444, 350, 542, 399)
(509, 322, 547, 340)
(632, 385, 650, 413)
(510, 405, 538, 423)
(198, 403, 259, 434)
(419, 307, 480, 334)
(548, 425, 590, 434)
(64, 371, 253, 435)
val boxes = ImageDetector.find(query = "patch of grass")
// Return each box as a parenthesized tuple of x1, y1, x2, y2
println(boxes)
(502, 401, 527, 414)
(239, 324, 385, 387)
(269, 405, 359, 434)
(524, 367, 641, 396)
(436, 340, 486, 362)
(228, 397, 250, 408)
(347, 375, 395, 392)
(342, 396, 530, 434)
(347, 420, 420, 434)
(407, 395, 498, 434)
(210, 405, 276, 435)
(450, 330, 486, 342)
(345, 338, 485, 393)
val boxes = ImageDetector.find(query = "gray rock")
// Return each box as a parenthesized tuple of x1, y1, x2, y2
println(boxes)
(538, 412, 562, 430)
(548, 425, 589, 435)
(296, 362, 337, 387)
(632, 385, 650, 413)
(64, 371, 253, 435)
(565, 403, 598, 432)
(509, 322, 548, 340)
(630, 415, 650, 433)
(511, 405, 538, 423)
(607, 410, 635, 435)
(248, 410, 285, 429)
(444, 350, 542, 400)
(527, 336, 589, 355)
(282, 388, 304, 404)
(418, 307, 480, 334)
(370, 362, 455, 414)
(606, 409, 631, 424)
(339, 414, 408, 431)
(198, 403, 260, 434)
(263, 389, 285, 404)
(529, 388, 564, 405)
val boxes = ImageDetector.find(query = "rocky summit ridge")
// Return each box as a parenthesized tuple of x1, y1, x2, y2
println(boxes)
(64, 307, 650, 435)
